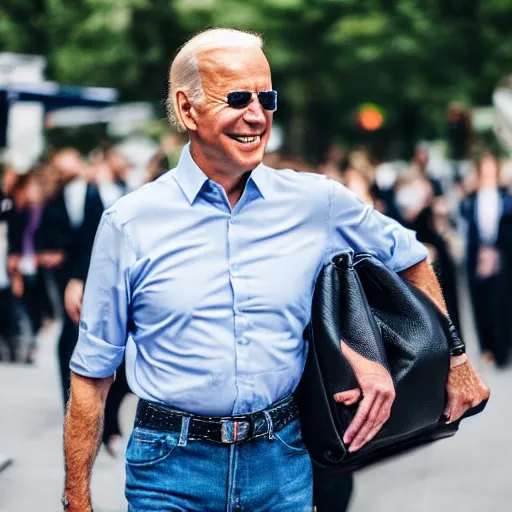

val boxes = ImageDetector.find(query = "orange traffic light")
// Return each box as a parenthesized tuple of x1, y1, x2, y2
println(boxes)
(357, 104, 384, 131)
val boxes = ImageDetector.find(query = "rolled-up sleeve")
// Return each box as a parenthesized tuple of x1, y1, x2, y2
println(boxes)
(329, 181, 428, 272)
(70, 211, 135, 378)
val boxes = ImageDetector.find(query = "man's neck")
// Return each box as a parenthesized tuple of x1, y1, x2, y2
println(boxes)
(62, 172, 85, 187)
(189, 145, 252, 208)
(214, 173, 250, 209)
(479, 179, 498, 189)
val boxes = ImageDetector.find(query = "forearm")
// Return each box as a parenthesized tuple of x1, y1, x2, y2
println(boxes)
(398, 259, 489, 420)
(398, 258, 448, 316)
(399, 259, 466, 365)
(63, 372, 113, 510)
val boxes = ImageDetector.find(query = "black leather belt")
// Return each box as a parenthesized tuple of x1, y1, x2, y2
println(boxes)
(135, 395, 298, 445)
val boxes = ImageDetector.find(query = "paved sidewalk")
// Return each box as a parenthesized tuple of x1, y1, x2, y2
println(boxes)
(350, 365, 512, 512)
(0, 305, 511, 511)
(0, 321, 133, 512)
(350, 283, 512, 512)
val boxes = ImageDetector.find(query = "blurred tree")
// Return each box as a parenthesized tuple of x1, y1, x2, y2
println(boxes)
(171, 0, 512, 160)
(1, 0, 512, 160)
(1, 0, 187, 106)
(0, 0, 49, 54)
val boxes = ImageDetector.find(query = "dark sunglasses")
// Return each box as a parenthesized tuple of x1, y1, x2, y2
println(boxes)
(226, 90, 278, 111)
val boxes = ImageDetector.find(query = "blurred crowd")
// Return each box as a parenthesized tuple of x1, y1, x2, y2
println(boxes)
(1, 133, 511, 454)
(0, 140, 173, 455)
(266, 142, 512, 368)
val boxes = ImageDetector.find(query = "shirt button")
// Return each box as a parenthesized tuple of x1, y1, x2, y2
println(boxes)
(230, 217, 236, 224)
(237, 337, 248, 345)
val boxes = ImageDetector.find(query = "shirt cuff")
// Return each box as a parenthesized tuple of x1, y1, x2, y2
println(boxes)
(69, 328, 125, 378)
(386, 234, 429, 273)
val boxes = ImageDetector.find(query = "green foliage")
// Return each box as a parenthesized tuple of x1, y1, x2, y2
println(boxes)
(2, 0, 512, 159)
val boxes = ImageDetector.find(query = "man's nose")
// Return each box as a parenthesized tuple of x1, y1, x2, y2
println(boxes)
(243, 95, 267, 125)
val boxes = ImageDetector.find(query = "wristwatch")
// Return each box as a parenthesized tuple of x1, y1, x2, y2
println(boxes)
(447, 317, 466, 357)
(61, 494, 69, 510)
(450, 344, 466, 357)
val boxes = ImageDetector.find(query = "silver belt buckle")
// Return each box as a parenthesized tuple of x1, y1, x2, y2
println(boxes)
(221, 420, 251, 444)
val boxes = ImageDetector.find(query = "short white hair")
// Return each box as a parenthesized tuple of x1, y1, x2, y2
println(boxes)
(167, 28, 263, 131)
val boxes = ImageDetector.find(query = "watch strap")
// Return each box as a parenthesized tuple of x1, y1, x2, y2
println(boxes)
(447, 317, 465, 354)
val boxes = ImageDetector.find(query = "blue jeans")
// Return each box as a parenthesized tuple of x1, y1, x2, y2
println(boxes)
(125, 418, 313, 511)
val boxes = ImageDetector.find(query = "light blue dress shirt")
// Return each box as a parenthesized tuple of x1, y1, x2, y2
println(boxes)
(70, 144, 427, 416)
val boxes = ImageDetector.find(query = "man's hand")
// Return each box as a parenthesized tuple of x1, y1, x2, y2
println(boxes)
(38, 250, 65, 268)
(476, 246, 501, 279)
(65, 498, 93, 512)
(444, 358, 490, 423)
(11, 273, 24, 298)
(65, 279, 84, 324)
(7, 254, 20, 275)
(333, 343, 395, 453)
(399, 260, 491, 423)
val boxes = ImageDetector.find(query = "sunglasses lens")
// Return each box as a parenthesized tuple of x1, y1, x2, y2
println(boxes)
(258, 91, 277, 111)
(226, 91, 252, 108)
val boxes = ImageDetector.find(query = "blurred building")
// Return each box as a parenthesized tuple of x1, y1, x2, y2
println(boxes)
(0, 52, 118, 170)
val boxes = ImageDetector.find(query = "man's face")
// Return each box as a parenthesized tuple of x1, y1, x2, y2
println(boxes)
(189, 47, 274, 175)
(106, 151, 130, 182)
(479, 155, 499, 184)
(53, 152, 81, 181)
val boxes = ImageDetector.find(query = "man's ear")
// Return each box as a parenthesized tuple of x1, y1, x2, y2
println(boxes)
(175, 90, 198, 131)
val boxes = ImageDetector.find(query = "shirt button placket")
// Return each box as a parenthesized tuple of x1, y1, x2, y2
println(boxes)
(227, 214, 249, 410)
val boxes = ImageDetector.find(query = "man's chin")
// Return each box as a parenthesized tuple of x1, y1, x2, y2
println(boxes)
(238, 153, 265, 171)
(226, 145, 266, 171)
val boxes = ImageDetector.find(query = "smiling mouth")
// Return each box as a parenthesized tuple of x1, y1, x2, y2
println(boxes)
(227, 133, 263, 144)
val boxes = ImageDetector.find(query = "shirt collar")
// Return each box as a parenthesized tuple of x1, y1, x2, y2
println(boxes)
(248, 163, 270, 200)
(172, 143, 271, 204)
(172, 144, 209, 204)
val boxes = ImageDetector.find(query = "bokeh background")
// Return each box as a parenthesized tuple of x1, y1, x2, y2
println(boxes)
(1, 1, 512, 511)
(3, 0, 512, 160)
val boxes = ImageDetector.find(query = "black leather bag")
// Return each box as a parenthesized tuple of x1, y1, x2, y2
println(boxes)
(296, 251, 487, 472)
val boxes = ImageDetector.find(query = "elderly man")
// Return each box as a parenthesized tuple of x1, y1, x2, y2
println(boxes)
(63, 28, 489, 512)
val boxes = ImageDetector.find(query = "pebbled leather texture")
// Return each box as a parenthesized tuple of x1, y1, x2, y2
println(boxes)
(296, 250, 486, 472)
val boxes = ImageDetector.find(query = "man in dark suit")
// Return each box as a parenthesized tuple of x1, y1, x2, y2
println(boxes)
(37, 149, 91, 405)
(51, 154, 130, 455)
(461, 152, 512, 366)
(38, 150, 128, 406)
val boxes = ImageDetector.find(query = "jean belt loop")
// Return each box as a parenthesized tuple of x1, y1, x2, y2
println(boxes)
(178, 416, 190, 447)
(263, 410, 275, 440)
